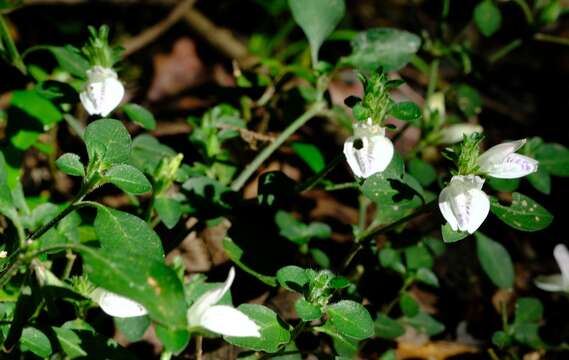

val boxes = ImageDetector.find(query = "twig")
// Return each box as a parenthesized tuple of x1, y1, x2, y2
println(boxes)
(195, 335, 203, 360)
(183, 9, 256, 67)
(230, 102, 326, 192)
(122, 0, 196, 57)
(216, 123, 275, 143)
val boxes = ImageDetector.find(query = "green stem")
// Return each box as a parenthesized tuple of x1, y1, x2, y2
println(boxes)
(512, 0, 534, 25)
(427, 59, 439, 98)
(383, 277, 414, 315)
(489, 38, 523, 64)
(28, 202, 79, 241)
(231, 102, 326, 191)
(62, 250, 76, 280)
(341, 200, 437, 271)
(533, 33, 569, 46)
(442, 0, 450, 18)
(322, 181, 358, 192)
(296, 153, 344, 192)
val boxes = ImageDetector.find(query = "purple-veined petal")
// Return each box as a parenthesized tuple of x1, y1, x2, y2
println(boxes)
(478, 139, 526, 172)
(438, 175, 489, 234)
(483, 153, 538, 179)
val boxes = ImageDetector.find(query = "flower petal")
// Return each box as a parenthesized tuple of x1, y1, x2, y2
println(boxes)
(439, 186, 459, 231)
(438, 124, 483, 144)
(200, 305, 261, 337)
(554, 244, 569, 287)
(478, 139, 526, 172)
(98, 77, 125, 117)
(94, 289, 147, 318)
(187, 267, 236, 327)
(343, 135, 394, 178)
(439, 176, 489, 234)
(483, 154, 538, 179)
(534, 274, 565, 292)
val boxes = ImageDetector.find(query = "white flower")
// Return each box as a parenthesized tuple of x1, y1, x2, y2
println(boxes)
(187, 267, 261, 337)
(438, 124, 483, 144)
(438, 175, 490, 234)
(91, 288, 148, 318)
(343, 118, 394, 178)
(478, 139, 538, 179)
(535, 244, 569, 293)
(80, 66, 124, 117)
(0, 250, 7, 258)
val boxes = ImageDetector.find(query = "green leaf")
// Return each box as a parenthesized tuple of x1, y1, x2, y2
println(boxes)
(225, 304, 291, 353)
(288, 0, 345, 65)
(291, 142, 325, 172)
(487, 178, 520, 192)
(389, 101, 422, 126)
(535, 143, 569, 176)
(84, 119, 132, 168)
(475, 232, 514, 288)
(474, 0, 502, 37)
(404, 245, 433, 270)
(406, 312, 445, 336)
(223, 238, 277, 287)
(416, 268, 439, 287)
(155, 325, 190, 354)
(104, 164, 152, 194)
(408, 158, 436, 187)
(492, 330, 512, 348)
(326, 300, 374, 340)
(94, 206, 164, 259)
(314, 322, 358, 358)
(123, 103, 157, 130)
(154, 196, 182, 229)
(514, 297, 543, 325)
(310, 248, 331, 269)
(43, 45, 89, 78)
(375, 314, 405, 339)
(130, 134, 176, 174)
(0, 15, 25, 73)
(11, 90, 62, 125)
(0, 151, 17, 219)
(79, 245, 187, 328)
(527, 167, 551, 195)
(399, 293, 419, 317)
(490, 193, 553, 232)
(455, 84, 482, 117)
(53, 326, 87, 358)
(441, 223, 469, 243)
(10, 130, 41, 151)
(346, 28, 421, 72)
(20, 327, 52, 358)
(115, 316, 151, 342)
(276, 265, 309, 292)
(56, 153, 85, 177)
(379, 248, 405, 273)
(275, 210, 331, 245)
(295, 298, 322, 321)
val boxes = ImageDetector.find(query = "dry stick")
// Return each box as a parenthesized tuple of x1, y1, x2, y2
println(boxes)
(121, 0, 196, 57)
(183, 9, 257, 67)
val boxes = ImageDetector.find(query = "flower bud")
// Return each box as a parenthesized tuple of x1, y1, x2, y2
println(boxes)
(438, 123, 483, 144)
(79, 66, 124, 117)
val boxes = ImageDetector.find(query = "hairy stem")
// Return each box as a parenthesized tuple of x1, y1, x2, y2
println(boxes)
(231, 102, 326, 191)
(341, 200, 437, 271)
